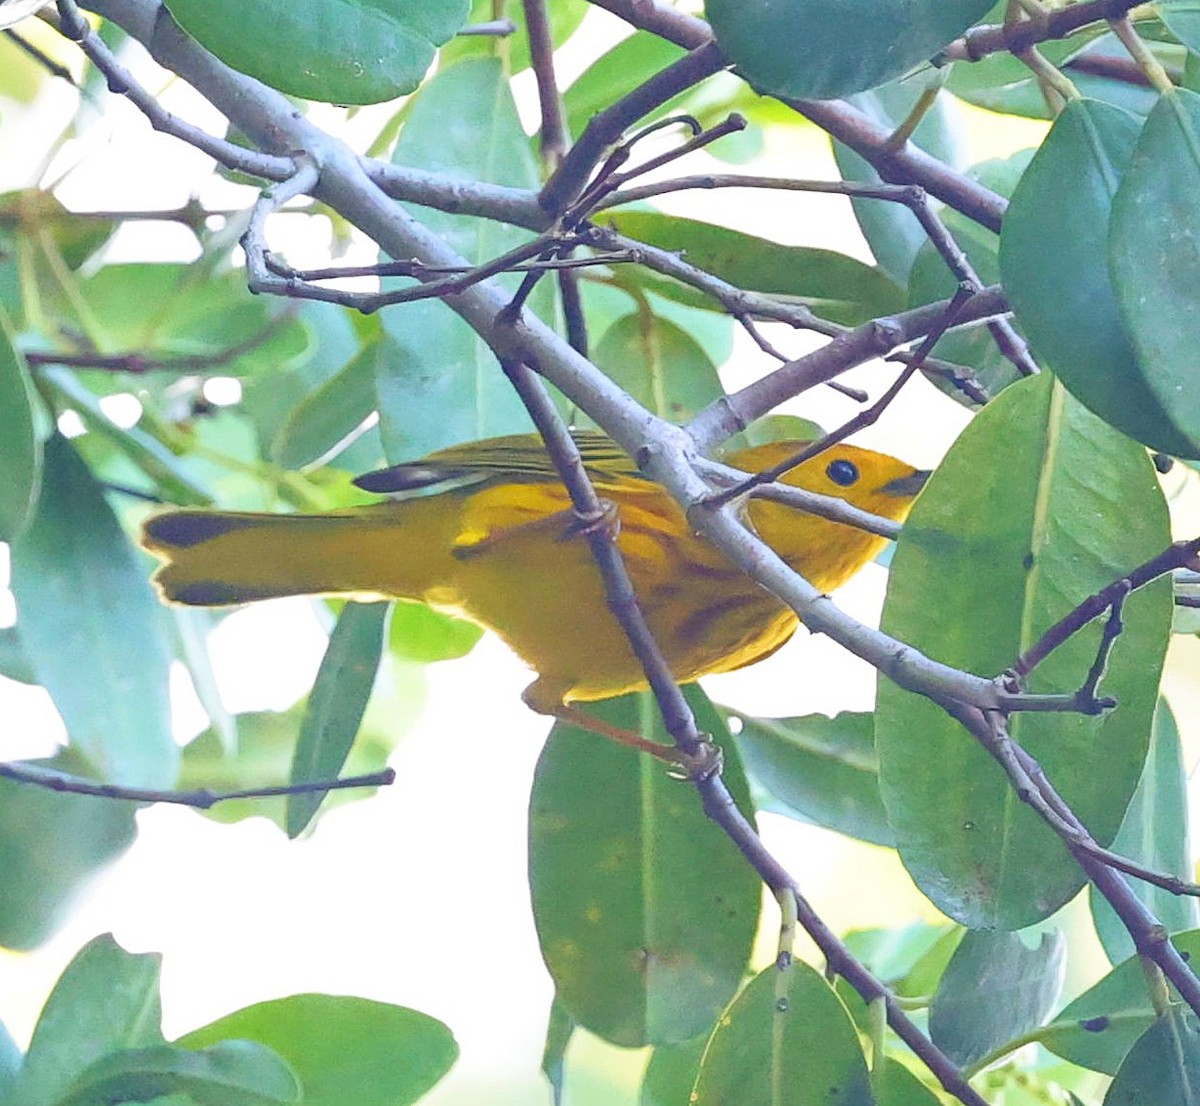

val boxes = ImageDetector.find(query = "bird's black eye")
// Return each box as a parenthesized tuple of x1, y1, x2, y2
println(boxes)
(826, 458, 859, 487)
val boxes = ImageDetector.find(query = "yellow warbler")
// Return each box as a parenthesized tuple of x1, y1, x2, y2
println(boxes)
(141, 433, 926, 714)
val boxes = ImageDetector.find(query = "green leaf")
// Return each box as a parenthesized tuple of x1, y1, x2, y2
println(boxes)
(79, 264, 310, 377)
(271, 337, 381, 472)
(18, 934, 164, 1106)
(930, 930, 1065, 1066)
(595, 210, 903, 327)
(0, 625, 35, 684)
(1044, 929, 1200, 1074)
(540, 998, 573, 1106)
(845, 922, 962, 997)
(706, 0, 993, 100)
(562, 33, 688, 145)
(441, 0, 589, 77)
(0, 314, 41, 540)
(833, 78, 966, 284)
(0, 1020, 19, 1101)
(179, 704, 396, 831)
(877, 374, 1173, 929)
(907, 153, 1031, 407)
(640, 1034, 707, 1106)
(691, 963, 872, 1106)
(38, 365, 212, 506)
(1090, 700, 1198, 965)
(389, 599, 482, 663)
(1103, 1007, 1200, 1104)
(876, 1058, 944, 1105)
(179, 993, 458, 1106)
(10, 435, 177, 787)
(164, 0, 468, 105)
(1159, 2, 1200, 54)
(529, 687, 760, 1046)
(287, 601, 390, 837)
(589, 311, 723, 425)
(377, 58, 546, 461)
(0, 750, 137, 950)
(1001, 98, 1198, 458)
(59, 1041, 299, 1106)
(1109, 87, 1200, 456)
(726, 709, 893, 846)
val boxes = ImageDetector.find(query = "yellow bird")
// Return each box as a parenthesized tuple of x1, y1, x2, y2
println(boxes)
(142, 433, 926, 719)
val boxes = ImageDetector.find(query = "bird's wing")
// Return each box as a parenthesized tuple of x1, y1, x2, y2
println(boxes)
(353, 431, 642, 496)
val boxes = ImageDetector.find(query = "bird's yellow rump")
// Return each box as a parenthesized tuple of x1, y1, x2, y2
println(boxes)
(141, 433, 926, 712)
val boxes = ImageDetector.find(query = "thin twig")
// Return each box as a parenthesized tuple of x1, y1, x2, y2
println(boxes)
(0, 760, 395, 808)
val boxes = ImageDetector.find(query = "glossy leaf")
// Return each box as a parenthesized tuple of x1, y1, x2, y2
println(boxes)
(877, 374, 1172, 929)
(1001, 97, 1197, 458)
(596, 210, 903, 326)
(1110, 87, 1200, 455)
(1159, 2, 1200, 55)
(529, 688, 760, 1046)
(18, 934, 164, 1106)
(875, 1059, 943, 1105)
(591, 312, 723, 425)
(10, 436, 177, 787)
(1090, 700, 1197, 965)
(287, 601, 389, 837)
(0, 750, 137, 949)
(706, 0, 993, 100)
(1044, 929, 1200, 1074)
(378, 58, 544, 461)
(165, 0, 468, 105)
(691, 962, 872, 1106)
(0, 315, 40, 541)
(727, 709, 893, 846)
(1103, 1007, 1200, 1105)
(0, 624, 35, 684)
(930, 930, 1065, 1066)
(179, 993, 457, 1106)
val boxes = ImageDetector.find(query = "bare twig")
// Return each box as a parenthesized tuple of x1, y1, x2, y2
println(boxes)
(0, 759, 395, 808)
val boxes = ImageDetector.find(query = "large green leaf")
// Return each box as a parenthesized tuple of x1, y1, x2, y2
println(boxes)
(287, 601, 390, 837)
(378, 58, 546, 461)
(529, 688, 760, 1046)
(929, 930, 1066, 1066)
(180, 993, 458, 1106)
(10, 436, 177, 787)
(727, 709, 893, 847)
(833, 79, 967, 284)
(1090, 700, 1197, 965)
(79, 264, 310, 376)
(877, 374, 1172, 929)
(16, 934, 164, 1106)
(1103, 1007, 1200, 1105)
(691, 963, 872, 1106)
(58, 1041, 299, 1106)
(595, 210, 903, 327)
(706, 0, 993, 100)
(164, 0, 468, 104)
(1110, 87, 1200, 455)
(0, 313, 41, 540)
(1001, 97, 1198, 458)
(590, 311, 723, 425)
(0, 750, 137, 950)
(1043, 929, 1200, 1075)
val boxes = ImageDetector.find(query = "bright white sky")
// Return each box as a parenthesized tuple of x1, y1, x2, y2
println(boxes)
(0, 9, 1197, 1105)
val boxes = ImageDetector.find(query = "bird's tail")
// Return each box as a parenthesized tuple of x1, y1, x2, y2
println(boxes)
(141, 502, 454, 607)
